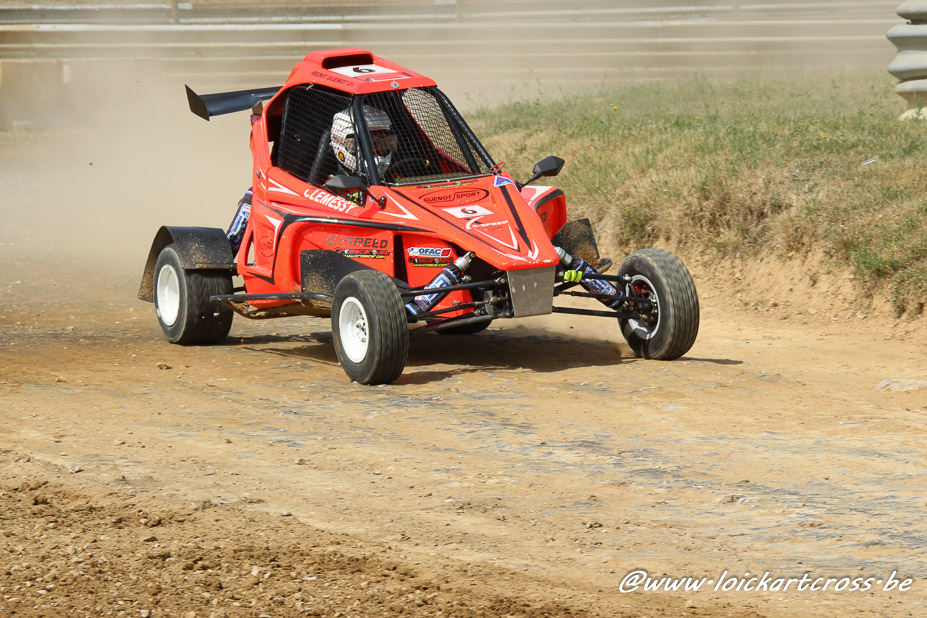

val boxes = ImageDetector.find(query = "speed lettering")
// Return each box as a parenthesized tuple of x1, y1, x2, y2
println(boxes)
(328, 235, 389, 249)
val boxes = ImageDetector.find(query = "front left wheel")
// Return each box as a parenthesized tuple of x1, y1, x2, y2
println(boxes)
(332, 270, 409, 384)
(154, 244, 233, 345)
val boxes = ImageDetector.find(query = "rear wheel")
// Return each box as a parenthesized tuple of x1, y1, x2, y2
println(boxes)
(617, 248, 698, 360)
(332, 270, 409, 384)
(154, 244, 233, 344)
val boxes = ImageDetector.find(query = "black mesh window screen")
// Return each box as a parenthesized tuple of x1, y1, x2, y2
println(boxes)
(362, 88, 493, 185)
(275, 86, 356, 187)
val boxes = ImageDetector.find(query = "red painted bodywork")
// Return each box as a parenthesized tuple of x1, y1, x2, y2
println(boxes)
(238, 48, 568, 314)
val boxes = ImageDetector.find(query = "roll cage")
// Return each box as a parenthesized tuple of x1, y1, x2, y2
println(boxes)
(356, 87, 496, 187)
(267, 84, 496, 192)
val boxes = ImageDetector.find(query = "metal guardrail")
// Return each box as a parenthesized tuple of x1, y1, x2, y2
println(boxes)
(0, 0, 900, 121)
(0, 1, 460, 25)
(0, 1, 899, 66)
(0, 0, 900, 30)
(0, 1, 896, 24)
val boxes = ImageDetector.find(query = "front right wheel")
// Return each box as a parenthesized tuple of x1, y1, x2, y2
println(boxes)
(617, 248, 699, 360)
(332, 270, 409, 384)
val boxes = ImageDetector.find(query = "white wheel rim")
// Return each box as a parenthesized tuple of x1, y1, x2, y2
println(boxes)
(339, 297, 370, 363)
(156, 264, 181, 327)
(626, 274, 660, 340)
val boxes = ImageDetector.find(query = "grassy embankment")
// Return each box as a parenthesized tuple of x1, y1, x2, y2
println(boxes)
(471, 73, 927, 315)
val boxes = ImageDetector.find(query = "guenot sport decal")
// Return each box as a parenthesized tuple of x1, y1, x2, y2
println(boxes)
(421, 187, 489, 205)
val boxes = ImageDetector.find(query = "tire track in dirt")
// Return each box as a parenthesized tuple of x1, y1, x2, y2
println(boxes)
(3, 110, 927, 616)
(2, 270, 927, 616)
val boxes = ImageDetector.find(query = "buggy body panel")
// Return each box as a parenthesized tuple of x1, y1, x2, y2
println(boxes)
(145, 46, 700, 383)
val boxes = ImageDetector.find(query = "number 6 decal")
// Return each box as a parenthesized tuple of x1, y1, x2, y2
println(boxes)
(332, 64, 393, 78)
(443, 205, 494, 219)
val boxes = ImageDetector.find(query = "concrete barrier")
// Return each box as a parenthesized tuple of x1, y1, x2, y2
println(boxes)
(888, 1, 927, 118)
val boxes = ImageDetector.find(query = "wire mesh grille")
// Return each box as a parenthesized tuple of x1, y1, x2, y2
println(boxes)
(362, 87, 493, 185)
(273, 85, 493, 189)
(275, 85, 354, 187)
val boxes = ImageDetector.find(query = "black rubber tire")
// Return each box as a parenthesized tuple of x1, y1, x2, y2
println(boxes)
(331, 270, 409, 384)
(438, 319, 493, 335)
(617, 248, 699, 360)
(153, 244, 233, 345)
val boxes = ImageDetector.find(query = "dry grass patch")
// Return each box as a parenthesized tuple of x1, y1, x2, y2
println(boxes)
(474, 72, 927, 315)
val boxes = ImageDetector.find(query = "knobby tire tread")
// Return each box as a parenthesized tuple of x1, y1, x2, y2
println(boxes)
(620, 248, 699, 360)
(365, 272, 408, 384)
(156, 245, 233, 345)
(333, 270, 409, 384)
(187, 270, 234, 344)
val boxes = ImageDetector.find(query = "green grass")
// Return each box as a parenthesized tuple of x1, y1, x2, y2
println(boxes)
(470, 73, 927, 315)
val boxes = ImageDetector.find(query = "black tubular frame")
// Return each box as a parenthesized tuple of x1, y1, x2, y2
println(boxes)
(206, 271, 655, 325)
(398, 277, 504, 299)
(410, 314, 496, 335)
(210, 292, 332, 303)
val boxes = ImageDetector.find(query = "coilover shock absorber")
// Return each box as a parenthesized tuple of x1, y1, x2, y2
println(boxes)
(404, 252, 475, 318)
(555, 247, 624, 310)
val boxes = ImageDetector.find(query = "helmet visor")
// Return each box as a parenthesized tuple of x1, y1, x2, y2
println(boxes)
(370, 131, 398, 156)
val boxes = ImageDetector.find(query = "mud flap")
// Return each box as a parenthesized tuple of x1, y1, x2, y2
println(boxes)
(552, 218, 602, 267)
(138, 226, 234, 302)
(300, 250, 408, 297)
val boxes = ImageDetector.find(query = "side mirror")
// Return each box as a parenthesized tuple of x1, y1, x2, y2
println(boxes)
(523, 155, 565, 187)
(323, 174, 387, 209)
(324, 174, 365, 196)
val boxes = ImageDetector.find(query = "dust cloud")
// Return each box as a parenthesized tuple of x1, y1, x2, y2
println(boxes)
(2, 9, 925, 617)
(0, 1, 898, 291)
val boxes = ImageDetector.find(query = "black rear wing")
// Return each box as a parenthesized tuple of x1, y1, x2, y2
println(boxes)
(185, 85, 280, 121)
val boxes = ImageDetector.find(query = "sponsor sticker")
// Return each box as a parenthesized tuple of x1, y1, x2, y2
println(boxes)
(407, 246, 452, 258)
(311, 70, 353, 86)
(258, 236, 274, 257)
(410, 256, 453, 267)
(328, 235, 389, 249)
(421, 187, 489, 205)
(467, 220, 509, 231)
(340, 248, 389, 260)
(493, 176, 516, 187)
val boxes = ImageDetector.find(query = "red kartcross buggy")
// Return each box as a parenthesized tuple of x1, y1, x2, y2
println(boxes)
(138, 48, 699, 384)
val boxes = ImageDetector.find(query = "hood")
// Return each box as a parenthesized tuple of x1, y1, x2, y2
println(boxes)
(376, 175, 559, 271)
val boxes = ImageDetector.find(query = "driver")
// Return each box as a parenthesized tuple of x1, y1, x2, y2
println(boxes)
(330, 105, 398, 180)
(227, 107, 399, 255)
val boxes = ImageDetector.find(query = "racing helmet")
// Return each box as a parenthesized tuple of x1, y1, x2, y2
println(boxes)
(330, 105, 397, 176)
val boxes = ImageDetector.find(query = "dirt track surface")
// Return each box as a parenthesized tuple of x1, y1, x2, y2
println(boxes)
(2, 121, 927, 617)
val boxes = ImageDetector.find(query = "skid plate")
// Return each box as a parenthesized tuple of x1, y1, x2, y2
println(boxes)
(508, 266, 556, 317)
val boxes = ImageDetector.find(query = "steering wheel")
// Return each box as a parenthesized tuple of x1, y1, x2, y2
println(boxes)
(389, 157, 431, 176)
